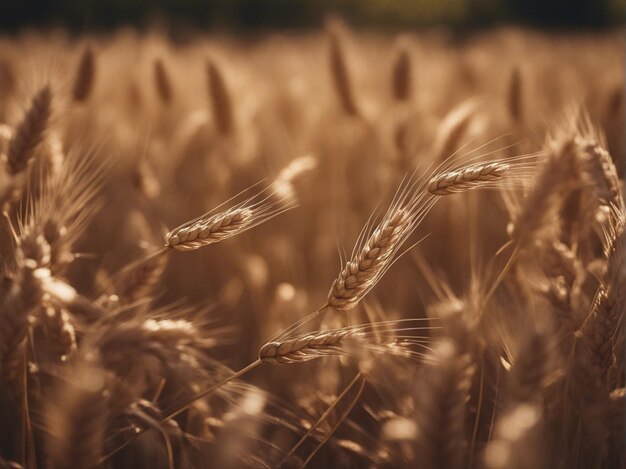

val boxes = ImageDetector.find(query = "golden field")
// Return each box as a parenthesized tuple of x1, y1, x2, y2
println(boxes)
(0, 24, 623, 468)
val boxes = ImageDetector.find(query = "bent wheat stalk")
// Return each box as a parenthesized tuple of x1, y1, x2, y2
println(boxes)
(279, 373, 363, 467)
(303, 375, 365, 466)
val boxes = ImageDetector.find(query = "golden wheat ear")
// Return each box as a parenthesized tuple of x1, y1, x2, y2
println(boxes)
(154, 58, 173, 104)
(326, 174, 437, 312)
(428, 162, 510, 195)
(164, 183, 296, 252)
(5, 85, 52, 176)
(326, 23, 360, 118)
(508, 66, 523, 124)
(72, 46, 96, 103)
(206, 59, 235, 135)
(391, 42, 412, 102)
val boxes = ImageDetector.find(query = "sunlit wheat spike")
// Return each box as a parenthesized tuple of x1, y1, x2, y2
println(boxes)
(327, 26, 360, 117)
(433, 98, 479, 161)
(207, 59, 235, 135)
(508, 66, 523, 123)
(576, 136, 624, 210)
(259, 328, 357, 363)
(328, 209, 408, 310)
(72, 46, 96, 102)
(392, 44, 412, 101)
(427, 162, 509, 195)
(22, 147, 105, 274)
(153, 58, 172, 104)
(416, 336, 476, 469)
(164, 186, 293, 251)
(260, 319, 430, 363)
(6, 85, 52, 175)
(580, 204, 624, 383)
(272, 154, 317, 201)
(508, 135, 577, 245)
(327, 176, 436, 311)
(165, 207, 252, 251)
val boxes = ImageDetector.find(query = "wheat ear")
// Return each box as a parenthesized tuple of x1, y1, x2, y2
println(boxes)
(165, 186, 294, 252)
(326, 176, 436, 311)
(327, 26, 360, 117)
(207, 59, 235, 135)
(261, 319, 432, 363)
(154, 58, 172, 104)
(576, 136, 624, 210)
(433, 98, 478, 161)
(416, 312, 476, 469)
(6, 85, 52, 175)
(72, 46, 95, 103)
(508, 66, 523, 123)
(427, 162, 509, 195)
(259, 329, 359, 363)
(391, 44, 412, 102)
(579, 204, 624, 385)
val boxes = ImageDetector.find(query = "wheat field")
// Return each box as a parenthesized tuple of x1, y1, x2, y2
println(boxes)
(0, 23, 623, 468)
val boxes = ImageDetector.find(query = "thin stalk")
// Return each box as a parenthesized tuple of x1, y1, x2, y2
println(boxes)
(278, 372, 363, 467)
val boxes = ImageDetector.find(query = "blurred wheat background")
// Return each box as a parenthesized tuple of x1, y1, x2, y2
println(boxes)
(0, 1, 623, 468)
